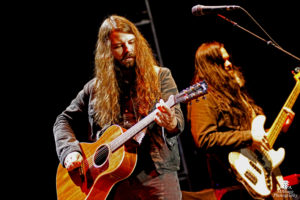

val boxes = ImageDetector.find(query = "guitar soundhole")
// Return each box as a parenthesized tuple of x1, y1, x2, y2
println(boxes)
(93, 144, 109, 167)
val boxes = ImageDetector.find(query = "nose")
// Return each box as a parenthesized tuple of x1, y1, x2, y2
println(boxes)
(123, 42, 132, 55)
(224, 60, 232, 71)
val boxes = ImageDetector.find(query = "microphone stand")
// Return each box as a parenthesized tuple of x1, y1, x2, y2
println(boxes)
(217, 14, 300, 63)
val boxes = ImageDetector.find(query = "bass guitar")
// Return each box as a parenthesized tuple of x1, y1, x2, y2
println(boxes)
(56, 81, 208, 200)
(228, 69, 300, 199)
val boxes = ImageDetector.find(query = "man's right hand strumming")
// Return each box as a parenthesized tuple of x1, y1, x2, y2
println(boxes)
(64, 152, 83, 171)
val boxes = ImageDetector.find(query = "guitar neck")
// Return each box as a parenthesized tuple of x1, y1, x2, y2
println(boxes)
(267, 80, 300, 147)
(108, 80, 208, 152)
(109, 95, 176, 152)
(109, 111, 156, 152)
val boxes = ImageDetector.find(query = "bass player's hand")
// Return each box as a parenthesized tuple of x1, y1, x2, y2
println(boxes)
(251, 115, 270, 151)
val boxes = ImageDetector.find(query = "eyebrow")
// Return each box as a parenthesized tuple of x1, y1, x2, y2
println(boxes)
(111, 38, 135, 46)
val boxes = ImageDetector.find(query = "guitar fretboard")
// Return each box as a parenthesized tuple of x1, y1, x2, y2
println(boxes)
(107, 80, 207, 152)
(109, 95, 177, 152)
(109, 111, 157, 152)
(267, 80, 300, 147)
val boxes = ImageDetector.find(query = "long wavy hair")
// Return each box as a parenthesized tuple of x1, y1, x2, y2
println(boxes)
(93, 15, 160, 127)
(192, 41, 263, 129)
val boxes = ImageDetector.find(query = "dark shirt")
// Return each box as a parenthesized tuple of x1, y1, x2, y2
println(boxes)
(187, 92, 254, 188)
(188, 93, 253, 152)
(53, 67, 184, 174)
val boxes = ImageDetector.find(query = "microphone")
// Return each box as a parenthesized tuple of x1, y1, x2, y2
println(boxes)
(192, 5, 240, 16)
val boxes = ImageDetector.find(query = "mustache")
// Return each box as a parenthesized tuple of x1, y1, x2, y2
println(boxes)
(122, 52, 135, 61)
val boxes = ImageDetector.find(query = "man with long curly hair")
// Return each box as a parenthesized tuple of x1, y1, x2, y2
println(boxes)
(53, 15, 184, 199)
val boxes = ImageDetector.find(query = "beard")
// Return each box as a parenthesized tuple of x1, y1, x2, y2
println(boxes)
(121, 58, 135, 68)
(120, 52, 136, 68)
(232, 68, 246, 88)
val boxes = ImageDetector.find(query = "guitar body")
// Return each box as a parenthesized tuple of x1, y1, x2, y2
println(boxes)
(229, 147, 285, 198)
(228, 70, 299, 199)
(55, 81, 208, 200)
(56, 125, 137, 200)
(228, 115, 285, 199)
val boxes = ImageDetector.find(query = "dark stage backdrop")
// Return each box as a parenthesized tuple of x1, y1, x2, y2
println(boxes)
(13, 0, 299, 198)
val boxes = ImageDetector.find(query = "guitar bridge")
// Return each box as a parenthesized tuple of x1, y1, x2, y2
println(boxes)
(244, 170, 258, 185)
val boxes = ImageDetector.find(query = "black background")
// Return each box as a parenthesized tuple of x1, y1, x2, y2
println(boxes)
(10, 0, 299, 198)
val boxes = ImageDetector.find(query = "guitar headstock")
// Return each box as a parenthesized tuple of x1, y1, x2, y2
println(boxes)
(176, 80, 208, 104)
(293, 67, 300, 81)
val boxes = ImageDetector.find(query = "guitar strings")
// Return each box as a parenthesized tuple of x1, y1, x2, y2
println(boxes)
(268, 81, 300, 146)
(81, 106, 158, 169)
(81, 83, 206, 168)
(78, 82, 206, 171)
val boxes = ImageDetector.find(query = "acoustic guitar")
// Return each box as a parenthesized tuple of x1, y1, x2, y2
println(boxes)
(56, 81, 208, 200)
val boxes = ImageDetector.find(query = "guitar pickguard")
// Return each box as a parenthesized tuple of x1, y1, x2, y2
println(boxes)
(229, 146, 285, 199)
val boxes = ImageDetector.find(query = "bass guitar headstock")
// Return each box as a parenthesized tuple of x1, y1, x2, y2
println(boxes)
(292, 67, 300, 81)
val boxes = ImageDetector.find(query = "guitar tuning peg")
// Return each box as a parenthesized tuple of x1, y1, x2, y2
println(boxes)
(292, 66, 300, 74)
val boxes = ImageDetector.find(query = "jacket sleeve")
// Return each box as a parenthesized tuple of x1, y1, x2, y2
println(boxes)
(53, 79, 94, 166)
(159, 67, 184, 137)
(188, 93, 253, 152)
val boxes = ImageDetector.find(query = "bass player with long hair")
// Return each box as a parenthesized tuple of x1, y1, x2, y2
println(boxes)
(187, 41, 291, 199)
